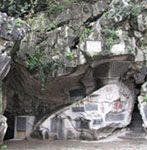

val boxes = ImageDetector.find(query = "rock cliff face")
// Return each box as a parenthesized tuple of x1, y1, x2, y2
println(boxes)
(0, 0, 147, 141)
(17, 0, 147, 75)
(0, 12, 30, 142)
(0, 12, 31, 80)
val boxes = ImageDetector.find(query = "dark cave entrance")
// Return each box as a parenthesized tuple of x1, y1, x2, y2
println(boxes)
(4, 111, 15, 140)
(129, 96, 144, 134)
(128, 83, 145, 134)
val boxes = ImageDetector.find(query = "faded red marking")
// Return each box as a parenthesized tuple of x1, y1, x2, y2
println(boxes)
(113, 100, 123, 110)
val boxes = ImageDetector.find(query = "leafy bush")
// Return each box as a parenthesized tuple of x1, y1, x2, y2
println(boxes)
(102, 29, 118, 50)
(0, 0, 79, 18)
(0, 0, 32, 17)
(143, 95, 147, 103)
(130, 4, 142, 17)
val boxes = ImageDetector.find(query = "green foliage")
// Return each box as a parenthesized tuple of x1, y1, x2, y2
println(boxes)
(102, 29, 118, 50)
(80, 27, 94, 40)
(47, 21, 58, 31)
(141, 44, 147, 50)
(65, 51, 75, 60)
(26, 49, 47, 89)
(46, 0, 80, 16)
(26, 47, 66, 87)
(105, 6, 131, 20)
(7, 17, 26, 35)
(131, 4, 142, 17)
(14, 18, 26, 27)
(104, 3, 142, 22)
(143, 95, 147, 103)
(102, 29, 117, 39)
(47, 1, 65, 15)
(0, 0, 32, 17)
(0, 0, 79, 18)
(26, 49, 44, 71)
(127, 47, 133, 53)
(0, 144, 7, 150)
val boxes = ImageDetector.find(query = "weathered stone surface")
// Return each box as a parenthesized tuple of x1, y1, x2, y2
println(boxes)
(36, 82, 135, 140)
(3, 54, 137, 142)
(106, 112, 125, 122)
(93, 118, 103, 125)
(0, 115, 7, 144)
(0, 12, 30, 144)
(0, 12, 31, 41)
(1, 0, 147, 142)
(85, 103, 98, 111)
(12, 0, 146, 79)
(0, 12, 31, 80)
(138, 82, 147, 130)
(0, 52, 11, 80)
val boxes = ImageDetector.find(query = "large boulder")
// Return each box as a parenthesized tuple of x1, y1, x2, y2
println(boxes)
(37, 81, 135, 140)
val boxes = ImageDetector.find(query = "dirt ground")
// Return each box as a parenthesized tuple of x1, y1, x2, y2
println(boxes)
(3, 138, 147, 150)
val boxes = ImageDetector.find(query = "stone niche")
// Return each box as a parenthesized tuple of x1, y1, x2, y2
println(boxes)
(93, 61, 131, 85)
(14, 116, 35, 140)
(69, 87, 86, 102)
(37, 82, 135, 140)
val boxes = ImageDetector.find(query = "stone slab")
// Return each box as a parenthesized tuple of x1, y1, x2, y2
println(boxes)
(106, 112, 125, 122)
(85, 103, 98, 111)
(93, 118, 103, 125)
(72, 106, 85, 112)
(86, 41, 102, 56)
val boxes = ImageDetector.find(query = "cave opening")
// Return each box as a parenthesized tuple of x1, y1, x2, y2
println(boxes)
(128, 83, 144, 135)
(129, 101, 144, 133)
(4, 111, 15, 140)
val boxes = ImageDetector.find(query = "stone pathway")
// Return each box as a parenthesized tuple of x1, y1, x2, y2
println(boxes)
(4, 138, 147, 150)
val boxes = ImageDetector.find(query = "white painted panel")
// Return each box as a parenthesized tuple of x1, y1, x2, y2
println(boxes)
(86, 41, 102, 56)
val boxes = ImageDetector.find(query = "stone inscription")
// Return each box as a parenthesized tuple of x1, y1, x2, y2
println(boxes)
(72, 107, 85, 112)
(86, 41, 102, 55)
(17, 117, 26, 131)
(93, 118, 103, 125)
(85, 104, 98, 111)
(69, 88, 85, 97)
(106, 112, 125, 122)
